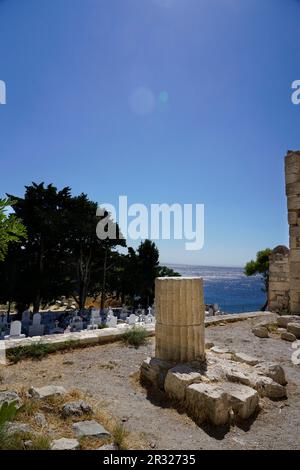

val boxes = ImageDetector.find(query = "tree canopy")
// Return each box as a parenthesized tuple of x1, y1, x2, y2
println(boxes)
(0, 182, 180, 312)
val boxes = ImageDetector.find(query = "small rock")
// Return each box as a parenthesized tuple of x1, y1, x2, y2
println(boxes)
(277, 315, 300, 328)
(252, 326, 269, 338)
(281, 331, 297, 342)
(233, 352, 259, 366)
(62, 400, 92, 417)
(165, 365, 203, 401)
(51, 438, 80, 450)
(205, 342, 214, 349)
(73, 420, 111, 438)
(29, 385, 67, 399)
(98, 444, 118, 450)
(277, 328, 286, 333)
(34, 412, 47, 427)
(5, 422, 32, 436)
(254, 363, 287, 386)
(287, 323, 300, 339)
(24, 440, 34, 449)
(0, 391, 22, 409)
(210, 346, 230, 354)
(255, 376, 287, 399)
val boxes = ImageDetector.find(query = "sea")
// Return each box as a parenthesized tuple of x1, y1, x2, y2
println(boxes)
(167, 264, 266, 314)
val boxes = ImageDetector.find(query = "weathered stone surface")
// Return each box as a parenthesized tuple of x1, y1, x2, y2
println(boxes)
(165, 365, 202, 401)
(73, 420, 111, 438)
(252, 326, 269, 338)
(287, 322, 300, 338)
(0, 390, 22, 409)
(186, 381, 258, 425)
(281, 331, 297, 342)
(210, 346, 230, 354)
(254, 363, 287, 386)
(155, 277, 205, 362)
(29, 385, 67, 400)
(140, 357, 173, 390)
(205, 342, 214, 349)
(254, 376, 287, 399)
(62, 400, 92, 417)
(98, 444, 118, 450)
(277, 315, 300, 328)
(186, 383, 229, 426)
(34, 412, 47, 427)
(5, 422, 32, 435)
(233, 352, 259, 366)
(51, 438, 80, 450)
(222, 383, 259, 420)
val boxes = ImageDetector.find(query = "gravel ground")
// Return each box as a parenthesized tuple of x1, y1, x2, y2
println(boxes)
(1, 317, 300, 450)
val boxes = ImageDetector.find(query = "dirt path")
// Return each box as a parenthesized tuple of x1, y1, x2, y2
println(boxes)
(1, 317, 300, 450)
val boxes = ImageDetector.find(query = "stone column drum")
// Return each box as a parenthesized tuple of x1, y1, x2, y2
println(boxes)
(285, 151, 300, 314)
(155, 277, 205, 363)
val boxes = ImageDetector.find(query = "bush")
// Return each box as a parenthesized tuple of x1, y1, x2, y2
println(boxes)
(0, 401, 19, 450)
(113, 423, 128, 450)
(121, 327, 148, 348)
(7, 340, 81, 364)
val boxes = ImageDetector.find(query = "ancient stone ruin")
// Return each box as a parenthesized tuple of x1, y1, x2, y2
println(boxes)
(141, 277, 287, 427)
(269, 151, 300, 315)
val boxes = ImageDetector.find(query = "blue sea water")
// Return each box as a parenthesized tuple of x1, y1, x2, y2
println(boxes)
(167, 264, 266, 314)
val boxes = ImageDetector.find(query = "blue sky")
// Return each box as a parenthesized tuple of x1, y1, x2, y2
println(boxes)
(0, 0, 299, 266)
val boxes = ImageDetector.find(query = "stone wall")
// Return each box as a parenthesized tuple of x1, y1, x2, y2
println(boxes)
(268, 246, 290, 313)
(285, 151, 300, 314)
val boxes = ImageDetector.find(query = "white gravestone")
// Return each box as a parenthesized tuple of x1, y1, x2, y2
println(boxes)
(28, 313, 45, 337)
(127, 314, 137, 325)
(4, 320, 25, 340)
(70, 315, 83, 332)
(145, 314, 155, 324)
(107, 316, 117, 328)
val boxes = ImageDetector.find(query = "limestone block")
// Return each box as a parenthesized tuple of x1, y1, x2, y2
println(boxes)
(155, 277, 205, 363)
(277, 315, 300, 328)
(51, 438, 80, 450)
(222, 383, 259, 420)
(140, 357, 173, 390)
(232, 352, 259, 366)
(73, 420, 111, 438)
(253, 376, 287, 399)
(164, 365, 203, 401)
(186, 383, 230, 426)
(252, 326, 269, 338)
(287, 322, 300, 338)
(281, 331, 297, 342)
(288, 211, 299, 225)
(254, 363, 287, 386)
(29, 385, 67, 400)
(287, 195, 300, 211)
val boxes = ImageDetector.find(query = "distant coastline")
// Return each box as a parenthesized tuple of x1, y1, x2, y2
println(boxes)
(166, 264, 265, 314)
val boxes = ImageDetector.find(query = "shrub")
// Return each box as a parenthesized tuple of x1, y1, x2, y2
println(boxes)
(121, 327, 148, 348)
(113, 423, 128, 450)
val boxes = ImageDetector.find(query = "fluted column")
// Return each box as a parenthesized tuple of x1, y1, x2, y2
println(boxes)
(285, 151, 300, 314)
(155, 277, 205, 363)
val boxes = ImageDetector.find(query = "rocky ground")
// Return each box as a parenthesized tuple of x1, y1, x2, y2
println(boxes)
(1, 316, 300, 450)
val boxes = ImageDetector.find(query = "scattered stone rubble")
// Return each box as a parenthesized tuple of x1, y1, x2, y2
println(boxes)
(141, 347, 288, 426)
(141, 277, 289, 428)
(251, 314, 300, 343)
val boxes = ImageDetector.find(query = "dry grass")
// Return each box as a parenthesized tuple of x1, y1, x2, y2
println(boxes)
(4, 386, 147, 450)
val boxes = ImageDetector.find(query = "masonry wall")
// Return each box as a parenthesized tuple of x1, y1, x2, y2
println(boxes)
(285, 151, 300, 314)
(268, 248, 290, 313)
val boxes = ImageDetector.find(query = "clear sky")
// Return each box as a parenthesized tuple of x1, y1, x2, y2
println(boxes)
(0, 0, 299, 266)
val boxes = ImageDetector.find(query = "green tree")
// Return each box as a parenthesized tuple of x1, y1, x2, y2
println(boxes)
(158, 265, 181, 277)
(0, 198, 26, 262)
(244, 248, 272, 310)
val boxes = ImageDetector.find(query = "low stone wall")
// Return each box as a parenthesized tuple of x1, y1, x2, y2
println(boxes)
(0, 311, 276, 366)
(268, 246, 290, 313)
